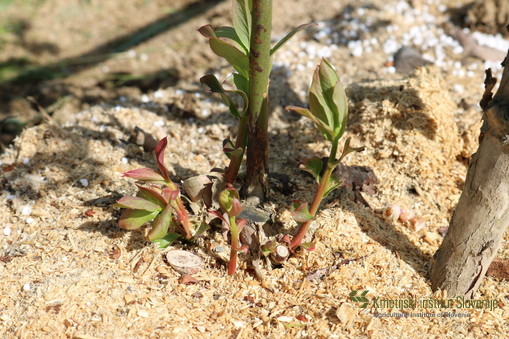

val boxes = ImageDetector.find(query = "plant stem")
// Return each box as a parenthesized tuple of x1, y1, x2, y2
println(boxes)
(228, 215, 240, 275)
(242, 0, 272, 202)
(289, 141, 339, 250)
(225, 114, 248, 184)
(174, 198, 192, 239)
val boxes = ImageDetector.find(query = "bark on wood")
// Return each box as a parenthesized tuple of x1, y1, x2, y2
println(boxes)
(430, 50, 509, 298)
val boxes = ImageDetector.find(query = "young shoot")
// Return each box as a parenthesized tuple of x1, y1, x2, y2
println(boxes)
(286, 58, 364, 250)
(114, 137, 197, 248)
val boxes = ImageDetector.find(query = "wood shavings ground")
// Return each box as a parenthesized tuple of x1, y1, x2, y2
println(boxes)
(0, 0, 508, 337)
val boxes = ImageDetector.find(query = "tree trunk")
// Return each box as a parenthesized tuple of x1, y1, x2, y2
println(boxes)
(242, 0, 272, 203)
(430, 51, 509, 298)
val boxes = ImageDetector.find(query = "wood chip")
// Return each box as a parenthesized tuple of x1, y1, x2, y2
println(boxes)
(165, 250, 203, 275)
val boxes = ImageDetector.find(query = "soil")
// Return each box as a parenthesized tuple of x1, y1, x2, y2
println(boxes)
(1, 0, 509, 337)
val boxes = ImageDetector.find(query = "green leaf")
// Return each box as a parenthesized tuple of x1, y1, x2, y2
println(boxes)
(299, 156, 323, 183)
(323, 175, 341, 198)
(232, 0, 252, 52)
(199, 25, 249, 78)
(118, 209, 160, 230)
(223, 139, 244, 159)
(136, 184, 167, 208)
(231, 73, 249, 96)
(285, 105, 334, 141)
(293, 58, 349, 143)
(200, 74, 247, 119)
(290, 200, 314, 223)
(113, 196, 161, 212)
(192, 222, 210, 240)
(223, 73, 249, 108)
(261, 241, 276, 256)
(214, 26, 248, 54)
(332, 78, 348, 137)
(147, 204, 173, 241)
(210, 38, 249, 78)
(270, 23, 315, 55)
(309, 61, 336, 131)
(151, 232, 181, 248)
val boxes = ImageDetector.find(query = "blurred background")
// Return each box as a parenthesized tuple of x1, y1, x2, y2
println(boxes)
(0, 0, 507, 149)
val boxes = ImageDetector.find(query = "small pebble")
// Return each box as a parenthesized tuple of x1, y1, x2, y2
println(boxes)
(3, 227, 11, 236)
(79, 179, 89, 187)
(121, 157, 129, 164)
(153, 120, 165, 127)
(22, 283, 31, 291)
(26, 217, 34, 224)
(21, 205, 32, 216)
(22, 158, 30, 165)
(141, 94, 150, 103)
(154, 90, 164, 98)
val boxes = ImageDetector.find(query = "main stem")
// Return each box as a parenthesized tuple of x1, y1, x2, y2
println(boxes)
(228, 215, 239, 275)
(289, 141, 339, 250)
(242, 0, 272, 202)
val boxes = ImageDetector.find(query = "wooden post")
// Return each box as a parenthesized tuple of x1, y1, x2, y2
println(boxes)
(430, 49, 509, 298)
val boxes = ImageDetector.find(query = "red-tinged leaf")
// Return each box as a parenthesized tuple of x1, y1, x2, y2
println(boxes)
(219, 186, 242, 216)
(237, 219, 247, 232)
(114, 196, 161, 212)
(118, 209, 160, 230)
(296, 315, 308, 322)
(162, 188, 180, 202)
(290, 200, 314, 223)
(154, 137, 171, 183)
(179, 274, 199, 285)
(301, 242, 315, 251)
(281, 235, 292, 244)
(300, 156, 323, 183)
(136, 184, 167, 207)
(230, 199, 243, 217)
(147, 204, 173, 241)
(209, 210, 229, 225)
(198, 24, 217, 39)
(122, 168, 165, 182)
(223, 139, 243, 159)
(84, 209, 95, 217)
(173, 199, 191, 237)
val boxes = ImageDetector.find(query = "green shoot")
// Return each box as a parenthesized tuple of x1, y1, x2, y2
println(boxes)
(286, 58, 363, 250)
